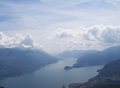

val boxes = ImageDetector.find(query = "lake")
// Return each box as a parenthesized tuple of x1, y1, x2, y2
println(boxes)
(0, 58, 104, 88)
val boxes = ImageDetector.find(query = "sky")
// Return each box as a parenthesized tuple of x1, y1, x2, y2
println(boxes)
(0, 0, 120, 54)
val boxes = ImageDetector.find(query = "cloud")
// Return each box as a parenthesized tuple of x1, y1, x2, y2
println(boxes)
(0, 32, 43, 50)
(21, 33, 34, 46)
(40, 0, 120, 8)
(53, 25, 120, 46)
(83, 25, 103, 41)
(0, 0, 120, 32)
(67, 40, 80, 47)
(41, 0, 90, 5)
(86, 25, 120, 44)
(53, 28, 75, 38)
(55, 42, 61, 49)
(65, 40, 83, 50)
(100, 26, 120, 43)
(86, 42, 92, 47)
(106, 0, 120, 9)
(55, 42, 61, 47)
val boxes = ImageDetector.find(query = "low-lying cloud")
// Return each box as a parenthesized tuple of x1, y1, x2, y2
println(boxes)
(0, 32, 43, 50)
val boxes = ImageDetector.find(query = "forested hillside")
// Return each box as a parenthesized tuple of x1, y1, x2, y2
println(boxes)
(69, 59, 120, 88)
(73, 45, 120, 68)
(0, 48, 58, 80)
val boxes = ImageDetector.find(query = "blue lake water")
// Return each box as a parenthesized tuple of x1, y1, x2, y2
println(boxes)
(0, 58, 104, 88)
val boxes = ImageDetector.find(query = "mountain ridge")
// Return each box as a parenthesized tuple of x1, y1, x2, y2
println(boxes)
(57, 50, 98, 58)
(72, 45, 120, 68)
(0, 48, 58, 80)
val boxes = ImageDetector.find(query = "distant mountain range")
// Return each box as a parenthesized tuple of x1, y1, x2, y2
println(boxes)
(0, 48, 58, 80)
(69, 59, 120, 88)
(57, 50, 97, 58)
(72, 45, 120, 68)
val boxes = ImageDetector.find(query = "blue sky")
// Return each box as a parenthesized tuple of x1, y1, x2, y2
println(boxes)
(0, 0, 120, 54)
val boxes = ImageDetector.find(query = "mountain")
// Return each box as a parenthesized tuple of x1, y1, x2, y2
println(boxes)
(69, 59, 120, 88)
(0, 59, 22, 79)
(57, 50, 97, 58)
(0, 48, 58, 80)
(73, 45, 120, 68)
(88, 84, 119, 88)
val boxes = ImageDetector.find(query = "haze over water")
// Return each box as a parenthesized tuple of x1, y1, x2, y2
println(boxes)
(0, 58, 104, 88)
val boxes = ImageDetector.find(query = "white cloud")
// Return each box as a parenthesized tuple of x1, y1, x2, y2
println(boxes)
(53, 25, 120, 46)
(21, 33, 34, 46)
(55, 42, 61, 49)
(106, 0, 120, 9)
(86, 42, 92, 47)
(0, 32, 43, 50)
(86, 25, 120, 44)
(53, 28, 76, 38)
(67, 40, 80, 47)
(65, 40, 83, 50)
